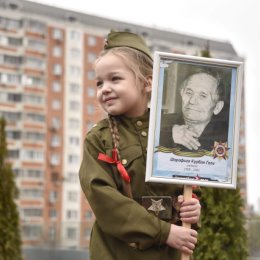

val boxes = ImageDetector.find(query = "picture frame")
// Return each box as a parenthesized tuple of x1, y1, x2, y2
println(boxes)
(146, 51, 243, 189)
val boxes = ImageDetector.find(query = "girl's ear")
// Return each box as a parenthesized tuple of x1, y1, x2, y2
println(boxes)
(144, 76, 152, 93)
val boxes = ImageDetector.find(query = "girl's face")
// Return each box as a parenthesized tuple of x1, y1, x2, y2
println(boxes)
(95, 53, 151, 117)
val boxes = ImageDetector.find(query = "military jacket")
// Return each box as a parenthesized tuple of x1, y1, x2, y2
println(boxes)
(79, 111, 184, 260)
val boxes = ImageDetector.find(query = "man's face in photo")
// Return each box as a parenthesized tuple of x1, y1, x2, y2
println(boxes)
(181, 73, 221, 124)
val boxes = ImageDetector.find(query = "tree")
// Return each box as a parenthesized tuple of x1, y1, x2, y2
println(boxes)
(248, 215, 260, 256)
(194, 188, 248, 260)
(0, 118, 22, 260)
(193, 46, 248, 260)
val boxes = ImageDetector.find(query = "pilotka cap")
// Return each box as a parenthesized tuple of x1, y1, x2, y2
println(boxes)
(104, 31, 153, 60)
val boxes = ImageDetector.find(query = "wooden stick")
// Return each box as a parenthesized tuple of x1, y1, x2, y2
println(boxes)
(181, 185, 193, 260)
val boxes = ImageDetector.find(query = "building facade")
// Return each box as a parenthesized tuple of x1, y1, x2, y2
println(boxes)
(0, 0, 246, 250)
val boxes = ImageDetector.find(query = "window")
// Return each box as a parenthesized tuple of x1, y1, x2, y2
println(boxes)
(52, 81, 61, 92)
(0, 54, 23, 66)
(0, 72, 21, 84)
(69, 101, 79, 111)
(49, 226, 56, 240)
(51, 135, 60, 147)
(23, 150, 44, 161)
(49, 191, 58, 203)
(27, 169, 43, 179)
(66, 210, 78, 220)
(8, 149, 20, 159)
(20, 188, 43, 198)
(52, 28, 63, 40)
(50, 154, 60, 165)
(9, 37, 23, 47)
(23, 94, 45, 105)
(87, 52, 96, 63)
(22, 208, 43, 217)
(70, 48, 80, 58)
(24, 75, 44, 87)
(52, 46, 62, 57)
(6, 130, 21, 140)
(85, 210, 93, 220)
(52, 117, 61, 129)
(0, 111, 21, 122)
(22, 225, 42, 240)
(68, 154, 80, 164)
(53, 64, 62, 76)
(70, 30, 81, 40)
(87, 87, 95, 97)
(26, 57, 45, 69)
(67, 191, 78, 202)
(87, 70, 95, 80)
(0, 92, 21, 103)
(70, 66, 80, 77)
(0, 17, 21, 30)
(28, 19, 46, 34)
(52, 99, 61, 110)
(69, 83, 80, 93)
(66, 227, 77, 240)
(84, 228, 91, 238)
(69, 118, 79, 129)
(25, 113, 45, 123)
(87, 36, 96, 46)
(49, 209, 57, 219)
(87, 104, 95, 114)
(67, 172, 78, 183)
(0, 35, 8, 45)
(69, 136, 79, 146)
(24, 132, 45, 141)
(27, 39, 45, 52)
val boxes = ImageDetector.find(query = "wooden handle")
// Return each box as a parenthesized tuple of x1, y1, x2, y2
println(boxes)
(181, 185, 192, 260)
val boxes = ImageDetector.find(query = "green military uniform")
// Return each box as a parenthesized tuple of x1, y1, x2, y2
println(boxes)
(79, 111, 184, 260)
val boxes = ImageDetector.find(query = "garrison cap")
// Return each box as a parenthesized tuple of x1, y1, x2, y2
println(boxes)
(104, 31, 153, 60)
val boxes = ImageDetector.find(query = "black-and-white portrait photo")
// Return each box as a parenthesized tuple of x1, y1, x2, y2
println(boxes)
(146, 52, 243, 189)
(159, 65, 231, 155)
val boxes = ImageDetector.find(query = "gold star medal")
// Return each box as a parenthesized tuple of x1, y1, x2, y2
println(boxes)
(148, 199, 166, 216)
(211, 141, 229, 159)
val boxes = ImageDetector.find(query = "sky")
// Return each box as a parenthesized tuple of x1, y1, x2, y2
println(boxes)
(29, 0, 260, 210)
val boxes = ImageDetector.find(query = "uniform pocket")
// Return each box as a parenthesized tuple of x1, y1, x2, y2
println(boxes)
(119, 145, 143, 168)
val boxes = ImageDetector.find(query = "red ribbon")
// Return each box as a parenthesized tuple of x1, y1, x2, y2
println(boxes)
(98, 148, 130, 183)
(192, 193, 200, 200)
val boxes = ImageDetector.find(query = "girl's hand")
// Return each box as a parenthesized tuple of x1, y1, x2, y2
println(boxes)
(177, 195, 201, 224)
(166, 224, 197, 255)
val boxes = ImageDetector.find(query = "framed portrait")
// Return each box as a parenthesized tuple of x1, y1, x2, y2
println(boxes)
(146, 52, 243, 189)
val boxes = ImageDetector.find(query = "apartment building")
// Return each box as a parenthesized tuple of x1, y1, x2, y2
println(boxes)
(0, 0, 246, 251)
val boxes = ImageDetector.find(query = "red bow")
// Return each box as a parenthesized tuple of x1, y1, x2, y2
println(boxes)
(98, 148, 130, 183)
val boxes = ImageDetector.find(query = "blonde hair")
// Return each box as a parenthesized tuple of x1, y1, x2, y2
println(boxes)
(96, 47, 153, 197)
(95, 47, 153, 88)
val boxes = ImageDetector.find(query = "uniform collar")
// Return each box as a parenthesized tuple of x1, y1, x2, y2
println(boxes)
(115, 110, 150, 130)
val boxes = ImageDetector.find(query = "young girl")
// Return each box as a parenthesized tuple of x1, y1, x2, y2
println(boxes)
(79, 31, 201, 260)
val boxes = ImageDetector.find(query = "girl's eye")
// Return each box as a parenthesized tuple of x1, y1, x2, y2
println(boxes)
(96, 81, 103, 88)
(112, 76, 121, 81)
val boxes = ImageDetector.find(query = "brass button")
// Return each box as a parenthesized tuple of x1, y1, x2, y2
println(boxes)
(136, 120, 142, 126)
(128, 242, 138, 249)
(122, 159, 127, 165)
(141, 131, 147, 137)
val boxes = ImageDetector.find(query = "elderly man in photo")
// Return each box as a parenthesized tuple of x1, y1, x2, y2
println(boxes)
(160, 69, 228, 152)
